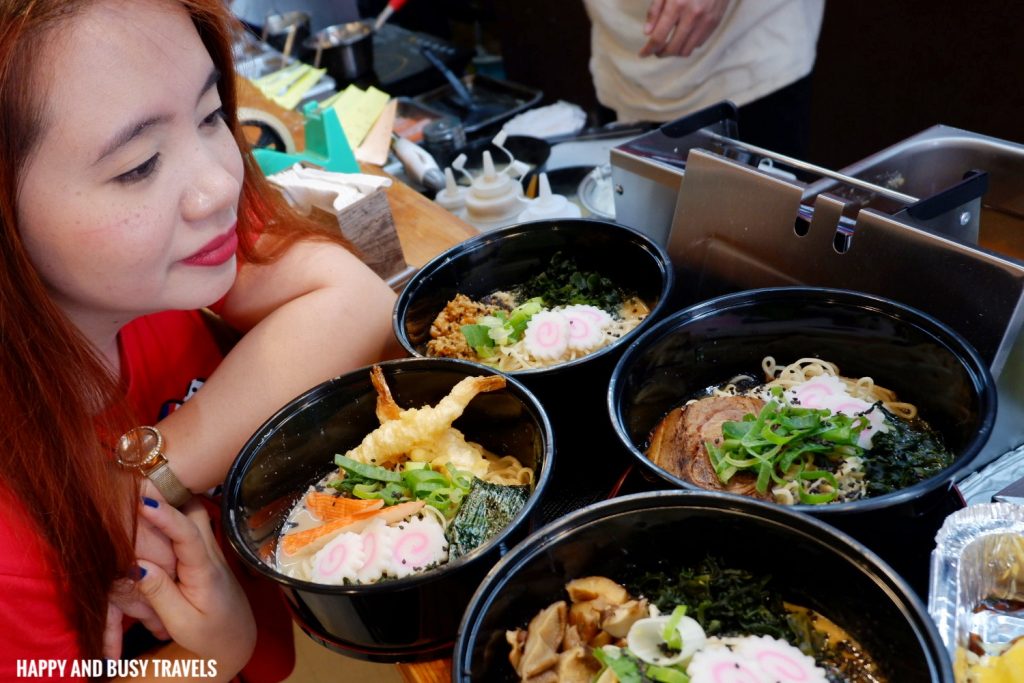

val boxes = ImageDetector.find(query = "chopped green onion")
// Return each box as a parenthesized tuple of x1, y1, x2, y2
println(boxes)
(334, 454, 402, 482)
(646, 665, 690, 683)
(460, 324, 496, 357)
(797, 470, 840, 504)
(662, 605, 687, 653)
(592, 648, 642, 683)
(703, 399, 866, 504)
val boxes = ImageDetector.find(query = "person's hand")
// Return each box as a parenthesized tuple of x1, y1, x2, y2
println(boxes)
(111, 494, 257, 675)
(104, 483, 180, 659)
(639, 0, 729, 58)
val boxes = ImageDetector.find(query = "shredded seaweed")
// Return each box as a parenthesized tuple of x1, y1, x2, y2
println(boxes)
(513, 251, 626, 312)
(864, 405, 955, 496)
(445, 479, 530, 560)
(627, 556, 791, 640)
(626, 557, 878, 682)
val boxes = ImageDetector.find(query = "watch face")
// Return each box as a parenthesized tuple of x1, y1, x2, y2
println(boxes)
(116, 427, 161, 468)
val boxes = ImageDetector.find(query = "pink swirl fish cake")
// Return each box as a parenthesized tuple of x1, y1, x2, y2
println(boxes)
(390, 515, 448, 579)
(687, 635, 827, 683)
(311, 532, 366, 585)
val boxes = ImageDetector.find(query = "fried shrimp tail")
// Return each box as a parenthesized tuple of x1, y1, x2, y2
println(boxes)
(371, 365, 402, 422)
(344, 374, 507, 467)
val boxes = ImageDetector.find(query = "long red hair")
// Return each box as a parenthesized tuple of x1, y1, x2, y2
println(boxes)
(0, 0, 349, 659)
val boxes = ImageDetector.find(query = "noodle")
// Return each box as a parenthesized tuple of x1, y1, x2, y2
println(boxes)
(699, 356, 925, 504)
(426, 293, 650, 371)
(760, 356, 918, 420)
(487, 297, 650, 372)
(484, 453, 534, 486)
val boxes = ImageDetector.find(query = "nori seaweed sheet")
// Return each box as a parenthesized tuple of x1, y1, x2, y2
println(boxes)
(446, 479, 530, 560)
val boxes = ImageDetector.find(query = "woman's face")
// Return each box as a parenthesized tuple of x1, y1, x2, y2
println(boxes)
(17, 0, 244, 334)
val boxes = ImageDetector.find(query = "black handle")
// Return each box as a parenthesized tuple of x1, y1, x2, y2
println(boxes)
(659, 100, 739, 139)
(419, 47, 474, 108)
(905, 169, 989, 221)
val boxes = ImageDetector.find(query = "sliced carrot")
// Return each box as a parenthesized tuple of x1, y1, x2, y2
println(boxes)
(281, 499, 426, 556)
(305, 492, 384, 521)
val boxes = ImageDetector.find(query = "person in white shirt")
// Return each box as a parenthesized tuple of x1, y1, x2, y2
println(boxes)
(583, 0, 825, 157)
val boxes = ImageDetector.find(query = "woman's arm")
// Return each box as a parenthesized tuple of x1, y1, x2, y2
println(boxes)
(158, 239, 404, 492)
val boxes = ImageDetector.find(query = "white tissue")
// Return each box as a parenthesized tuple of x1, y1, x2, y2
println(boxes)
(268, 164, 392, 215)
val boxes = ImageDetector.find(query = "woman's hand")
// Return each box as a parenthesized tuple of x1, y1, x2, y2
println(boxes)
(105, 483, 179, 658)
(640, 0, 729, 58)
(111, 494, 256, 676)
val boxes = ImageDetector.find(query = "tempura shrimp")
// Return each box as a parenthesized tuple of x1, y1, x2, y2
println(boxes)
(344, 372, 506, 466)
(371, 365, 402, 422)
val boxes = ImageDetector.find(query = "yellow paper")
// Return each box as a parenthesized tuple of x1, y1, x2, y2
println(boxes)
(275, 67, 326, 111)
(330, 85, 390, 148)
(253, 63, 305, 96)
(252, 63, 326, 111)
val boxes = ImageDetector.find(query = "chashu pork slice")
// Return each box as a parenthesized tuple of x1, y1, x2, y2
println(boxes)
(646, 395, 771, 500)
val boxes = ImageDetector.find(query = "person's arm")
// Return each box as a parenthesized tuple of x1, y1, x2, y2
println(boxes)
(639, 0, 729, 58)
(114, 496, 256, 682)
(157, 239, 403, 492)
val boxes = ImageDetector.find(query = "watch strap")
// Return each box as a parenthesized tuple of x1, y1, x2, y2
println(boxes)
(147, 460, 192, 508)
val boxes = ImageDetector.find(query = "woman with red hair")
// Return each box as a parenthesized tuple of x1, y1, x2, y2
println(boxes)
(0, 0, 401, 679)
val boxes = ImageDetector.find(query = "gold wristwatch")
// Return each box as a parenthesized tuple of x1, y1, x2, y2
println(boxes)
(115, 426, 192, 507)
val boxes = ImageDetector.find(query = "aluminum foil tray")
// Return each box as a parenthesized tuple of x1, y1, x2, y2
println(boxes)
(929, 503, 1024, 677)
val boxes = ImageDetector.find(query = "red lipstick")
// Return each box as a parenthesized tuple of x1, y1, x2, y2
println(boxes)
(183, 226, 238, 267)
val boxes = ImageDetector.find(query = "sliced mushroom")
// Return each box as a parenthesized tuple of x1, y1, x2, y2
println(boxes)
(568, 598, 608, 643)
(556, 645, 602, 683)
(506, 628, 526, 672)
(591, 630, 613, 648)
(566, 576, 630, 605)
(562, 623, 583, 651)
(520, 601, 567, 678)
(601, 598, 650, 638)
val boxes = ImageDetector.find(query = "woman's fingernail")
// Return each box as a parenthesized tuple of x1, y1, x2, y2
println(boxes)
(142, 496, 159, 508)
(128, 565, 147, 581)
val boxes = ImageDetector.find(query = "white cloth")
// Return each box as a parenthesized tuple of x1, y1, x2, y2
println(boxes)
(501, 101, 588, 139)
(583, 0, 825, 122)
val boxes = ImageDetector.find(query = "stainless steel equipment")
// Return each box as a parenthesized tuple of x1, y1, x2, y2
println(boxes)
(610, 102, 1024, 472)
(306, 22, 375, 83)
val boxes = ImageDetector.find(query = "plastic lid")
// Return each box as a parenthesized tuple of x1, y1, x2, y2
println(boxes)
(517, 173, 581, 221)
(434, 168, 467, 212)
(468, 151, 519, 199)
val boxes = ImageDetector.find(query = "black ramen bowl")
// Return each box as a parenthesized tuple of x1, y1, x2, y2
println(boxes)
(609, 287, 996, 591)
(454, 491, 953, 682)
(222, 358, 553, 662)
(394, 219, 675, 518)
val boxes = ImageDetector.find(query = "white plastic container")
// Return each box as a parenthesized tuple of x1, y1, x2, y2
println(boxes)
(462, 150, 528, 231)
(517, 172, 581, 222)
(446, 131, 532, 232)
(433, 167, 467, 219)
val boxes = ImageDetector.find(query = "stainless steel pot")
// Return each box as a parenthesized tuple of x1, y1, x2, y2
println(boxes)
(262, 11, 311, 59)
(304, 21, 374, 83)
